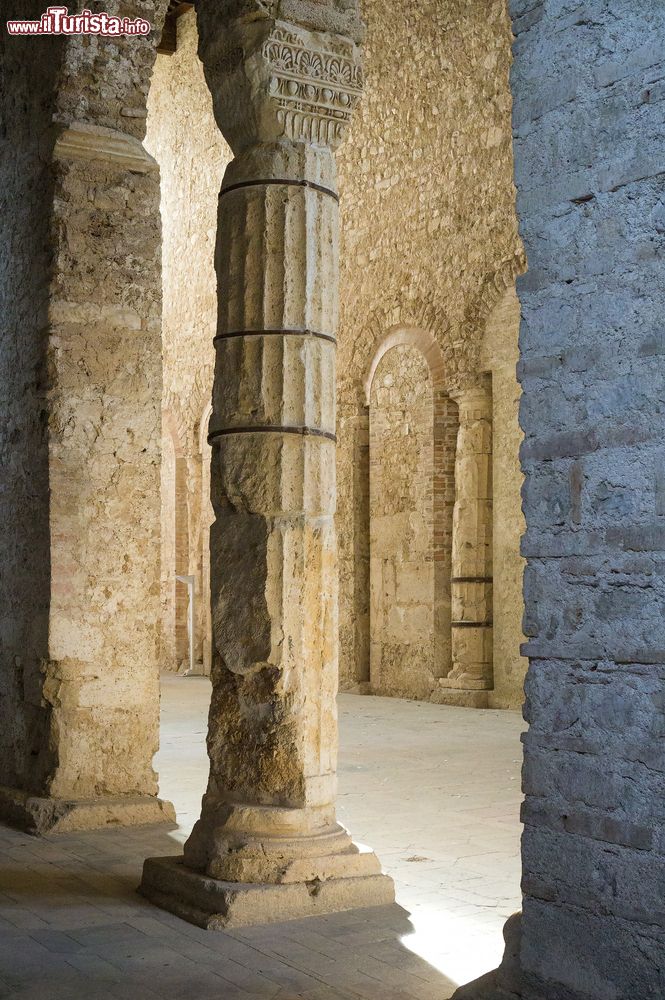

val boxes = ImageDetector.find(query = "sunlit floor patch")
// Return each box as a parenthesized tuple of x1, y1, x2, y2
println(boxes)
(157, 676, 523, 988)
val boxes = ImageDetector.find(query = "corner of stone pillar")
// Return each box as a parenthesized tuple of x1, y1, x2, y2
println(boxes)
(451, 912, 523, 1000)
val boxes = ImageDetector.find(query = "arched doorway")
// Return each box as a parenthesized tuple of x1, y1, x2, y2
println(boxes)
(365, 329, 457, 700)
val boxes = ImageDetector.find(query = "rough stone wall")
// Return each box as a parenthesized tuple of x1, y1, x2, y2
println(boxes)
(512, 1, 665, 996)
(369, 346, 434, 698)
(53, 0, 166, 140)
(1, 0, 169, 802)
(337, 0, 523, 691)
(481, 288, 526, 710)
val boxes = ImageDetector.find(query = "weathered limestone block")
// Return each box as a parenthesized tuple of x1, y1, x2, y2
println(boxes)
(141, 0, 393, 927)
(441, 381, 493, 700)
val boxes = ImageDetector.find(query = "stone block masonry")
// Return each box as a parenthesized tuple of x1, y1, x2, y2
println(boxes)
(456, 2, 665, 997)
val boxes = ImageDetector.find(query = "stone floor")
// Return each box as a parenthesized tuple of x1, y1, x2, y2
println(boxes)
(0, 678, 523, 1000)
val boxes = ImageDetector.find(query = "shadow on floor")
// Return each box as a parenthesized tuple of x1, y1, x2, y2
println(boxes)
(0, 822, 460, 1000)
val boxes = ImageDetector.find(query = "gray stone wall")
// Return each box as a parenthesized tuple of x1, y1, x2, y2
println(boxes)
(513, 1, 665, 996)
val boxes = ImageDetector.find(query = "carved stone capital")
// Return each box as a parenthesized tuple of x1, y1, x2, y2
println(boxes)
(450, 379, 493, 422)
(197, 12, 364, 153)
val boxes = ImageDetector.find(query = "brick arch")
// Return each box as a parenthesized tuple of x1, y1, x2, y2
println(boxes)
(363, 325, 448, 406)
(198, 400, 213, 455)
(189, 362, 214, 453)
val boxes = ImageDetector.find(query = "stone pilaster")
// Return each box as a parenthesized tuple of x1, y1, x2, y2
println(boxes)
(0, 121, 175, 835)
(141, 2, 394, 929)
(439, 379, 494, 705)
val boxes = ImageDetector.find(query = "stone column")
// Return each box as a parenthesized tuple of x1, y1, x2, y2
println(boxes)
(439, 379, 494, 706)
(141, 2, 394, 929)
(186, 452, 205, 670)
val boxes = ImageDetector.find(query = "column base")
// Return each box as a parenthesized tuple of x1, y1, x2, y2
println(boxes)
(433, 686, 490, 709)
(140, 854, 396, 929)
(0, 785, 176, 836)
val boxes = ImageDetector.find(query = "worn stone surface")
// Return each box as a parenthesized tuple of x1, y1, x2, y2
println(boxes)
(443, 381, 494, 693)
(141, 1, 394, 927)
(0, 1, 64, 799)
(480, 289, 526, 710)
(0, 0, 174, 828)
(369, 346, 436, 698)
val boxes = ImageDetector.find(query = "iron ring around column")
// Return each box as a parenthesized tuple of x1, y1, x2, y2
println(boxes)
(219, 178, 339, 203)
(208, 425, 337, 446)
(213, 328, 337, 346)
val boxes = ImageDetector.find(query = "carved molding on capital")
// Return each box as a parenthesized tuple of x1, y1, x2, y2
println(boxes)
(264, 26, 363, 145)
(198, 16, 363, 152)
(450, 380, 493, 420)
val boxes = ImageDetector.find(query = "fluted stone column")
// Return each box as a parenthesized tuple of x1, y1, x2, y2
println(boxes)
(141, 1, 394, 929)
(440, 380, 494, 704)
